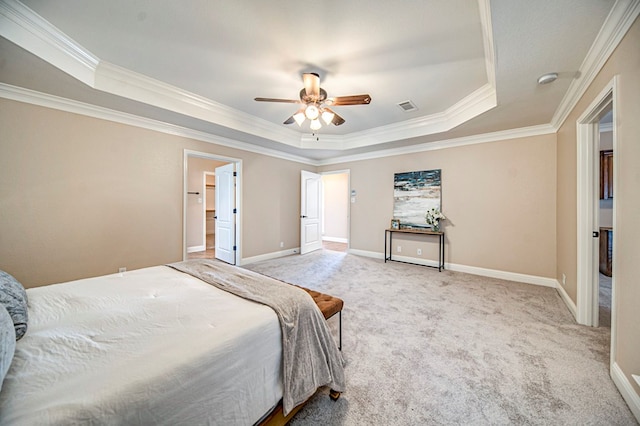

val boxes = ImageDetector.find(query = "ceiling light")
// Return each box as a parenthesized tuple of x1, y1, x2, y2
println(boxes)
(305, 104, 320, 120)
(293, 111, 305, 126)
(321, 109, 335, 125)
(310, 119, 322, 131)
(537, 72, 558, 85)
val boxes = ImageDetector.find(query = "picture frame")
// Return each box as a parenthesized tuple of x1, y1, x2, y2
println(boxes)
(393, 169, 441, 227)
(390, 219, 400, 229)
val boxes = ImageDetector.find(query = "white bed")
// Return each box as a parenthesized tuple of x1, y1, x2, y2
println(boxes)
(0, 265, 284, 425)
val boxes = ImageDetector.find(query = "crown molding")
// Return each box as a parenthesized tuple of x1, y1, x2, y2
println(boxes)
(551, 0, 640, 129)
(300, 83, 497, 151)
(599, 122, 614, 132)
(0, 0, 98, 85)
(343, 84, 497, 150)
(0, 0, 500, 152)
(0, 82, 557, 168)
(0, 83, 317, 166)
(94, 61, 303, 147)
(317, 123, 556, 166)
(478, 0, 497, 88)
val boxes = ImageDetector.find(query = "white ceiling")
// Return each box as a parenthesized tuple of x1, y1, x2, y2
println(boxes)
(0, 0, 626, 162)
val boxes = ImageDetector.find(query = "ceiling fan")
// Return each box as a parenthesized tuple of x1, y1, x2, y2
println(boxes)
(254, 73, 371, 131)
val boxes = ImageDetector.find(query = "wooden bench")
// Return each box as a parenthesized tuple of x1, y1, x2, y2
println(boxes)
(297, 286, 343, 351)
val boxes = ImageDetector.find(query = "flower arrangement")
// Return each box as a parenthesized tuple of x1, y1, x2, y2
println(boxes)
(425, 207, 446, 231)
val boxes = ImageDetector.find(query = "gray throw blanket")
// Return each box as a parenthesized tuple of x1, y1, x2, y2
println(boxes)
(167, 259, 345, 415)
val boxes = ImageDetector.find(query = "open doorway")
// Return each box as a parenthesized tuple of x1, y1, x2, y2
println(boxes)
(321, 171, 350, 253)
(597, 109, 613, 328)
(576, 76, 617, 367)
(183, 150, 242, 265)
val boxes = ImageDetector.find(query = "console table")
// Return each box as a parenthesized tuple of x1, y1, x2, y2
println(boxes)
(384, 228, 445, 271)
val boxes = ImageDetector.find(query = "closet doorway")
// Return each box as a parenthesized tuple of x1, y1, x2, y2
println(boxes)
(204, 171, 216, 253)
(184, 150, 242, 265)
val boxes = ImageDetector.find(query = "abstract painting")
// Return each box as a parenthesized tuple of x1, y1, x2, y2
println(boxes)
(393, 169, 441, 227)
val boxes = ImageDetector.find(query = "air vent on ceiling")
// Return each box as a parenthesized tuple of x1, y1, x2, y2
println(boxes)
(397, 100, 418, 112)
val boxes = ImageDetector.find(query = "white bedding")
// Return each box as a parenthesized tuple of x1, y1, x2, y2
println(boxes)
(0, 266, 283, 425)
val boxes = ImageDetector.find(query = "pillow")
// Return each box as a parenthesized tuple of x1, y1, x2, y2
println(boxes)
(0, 305, 16, 392)
(0, 270, 28, 340)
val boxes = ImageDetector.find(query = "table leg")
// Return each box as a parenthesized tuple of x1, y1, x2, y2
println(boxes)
(384, 230, 388, 262)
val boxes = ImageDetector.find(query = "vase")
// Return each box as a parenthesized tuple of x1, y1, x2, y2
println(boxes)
(432, 224, 440, 232)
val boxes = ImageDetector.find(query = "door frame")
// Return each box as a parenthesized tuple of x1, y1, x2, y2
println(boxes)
(183, 149, 242, 265)
(576, 76, 617, 363)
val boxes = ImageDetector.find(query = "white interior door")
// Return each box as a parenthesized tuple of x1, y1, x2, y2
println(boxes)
(300, 170, 322, 254)
(215, 163, 235, 264)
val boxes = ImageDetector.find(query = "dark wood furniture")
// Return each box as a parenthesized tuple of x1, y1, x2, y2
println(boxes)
(384, 228, 445, 271)
(600, 150, 613, 200)
(599, 227, 613, 277)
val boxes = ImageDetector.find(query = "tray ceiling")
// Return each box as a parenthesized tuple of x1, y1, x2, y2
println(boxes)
(0, 0, 627, 162)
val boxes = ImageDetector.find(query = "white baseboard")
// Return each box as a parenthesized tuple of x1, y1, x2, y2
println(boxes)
(555, 279, 578, 320)
(349, 250, 557, 288)
(241, 248, 300, 265)
(322, 236, 348, 243)
(611, 362, 640, 422)
(347, 248, 383, 259)
(187, 245, 206, 253)
(446, 263, 557, 288)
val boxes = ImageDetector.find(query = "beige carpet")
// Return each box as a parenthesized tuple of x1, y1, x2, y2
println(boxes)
(244, 250, 637, 425)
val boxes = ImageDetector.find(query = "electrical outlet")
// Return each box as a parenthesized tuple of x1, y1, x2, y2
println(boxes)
(397, 245, 402, 253)
(118, 267, 126, 273)
(417, 248, 422, 255)
(280, 241, 284, 248)
(562, 273, 566, 285)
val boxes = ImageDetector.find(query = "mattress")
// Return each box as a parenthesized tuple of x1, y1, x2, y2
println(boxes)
(0, 266, 283, 425)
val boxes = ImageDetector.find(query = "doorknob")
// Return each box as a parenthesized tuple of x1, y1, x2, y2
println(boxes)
(300, 215, 307, 219)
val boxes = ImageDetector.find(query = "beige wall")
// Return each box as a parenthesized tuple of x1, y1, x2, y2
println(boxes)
(241, 154, 312, 258)
(322, 172, 349, 241)
(320, 134, 557, 278)
(557, 17, 640, 396)
(0, 98, 308, 287)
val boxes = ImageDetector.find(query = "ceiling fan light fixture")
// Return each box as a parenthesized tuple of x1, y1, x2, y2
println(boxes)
(321, 109, 335, 125)
(310, 119, 322, 131)
(305, 104, 320, 120)
(293, 111, 306, 126)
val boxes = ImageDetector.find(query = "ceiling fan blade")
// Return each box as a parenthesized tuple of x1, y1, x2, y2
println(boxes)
(302, 73, 320, 99)
(323, 107, 345, 126)
(326, 94, 372, 106)
(254, 97, 300, 103)
(283, 115, 295, 125)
